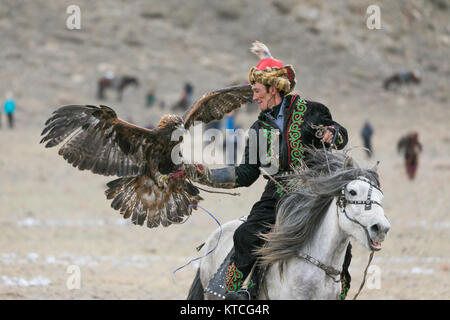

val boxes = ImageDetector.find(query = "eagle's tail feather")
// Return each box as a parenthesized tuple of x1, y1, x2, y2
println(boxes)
(105, 176, 200, 228)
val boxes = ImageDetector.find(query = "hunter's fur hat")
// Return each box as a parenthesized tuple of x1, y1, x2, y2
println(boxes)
(248, 41, 296, 94)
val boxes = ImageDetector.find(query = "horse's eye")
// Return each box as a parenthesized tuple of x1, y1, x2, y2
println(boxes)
(349, 190, 357, 196)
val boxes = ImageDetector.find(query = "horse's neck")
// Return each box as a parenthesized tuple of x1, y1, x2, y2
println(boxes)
(302, 200, 349, 271)
(263, 200, 349, 299)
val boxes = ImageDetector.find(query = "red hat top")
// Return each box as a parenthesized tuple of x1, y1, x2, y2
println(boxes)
(256, 58, 284, 71)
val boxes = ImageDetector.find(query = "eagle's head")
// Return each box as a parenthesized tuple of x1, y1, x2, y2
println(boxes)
(157, 114, 185, 136)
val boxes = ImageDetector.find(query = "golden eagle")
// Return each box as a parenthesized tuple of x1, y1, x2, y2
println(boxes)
(40, 84, 252, 228)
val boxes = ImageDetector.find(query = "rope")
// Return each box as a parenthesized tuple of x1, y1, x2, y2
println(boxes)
(322, 141, 332, 174)
(193, 184, 240, 196)
(259, 167, 288, 194)
(352, 251, 375, 300)
(310, 123, 337, 175)
(171, 205, 222, 282)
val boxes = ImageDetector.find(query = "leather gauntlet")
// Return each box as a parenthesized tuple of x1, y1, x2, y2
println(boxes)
(185, 164, 236, 189)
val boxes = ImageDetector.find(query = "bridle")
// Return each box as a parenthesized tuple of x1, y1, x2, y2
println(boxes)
(337, 177, 383, 212)
(295, 177, 384, 294)
(336, 177, 383, 243)
(335, 177, 384, 299)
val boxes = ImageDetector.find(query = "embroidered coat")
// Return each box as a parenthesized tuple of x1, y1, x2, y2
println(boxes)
(234, 93, 348, 189)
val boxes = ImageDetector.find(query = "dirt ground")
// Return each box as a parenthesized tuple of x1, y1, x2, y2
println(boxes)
(0, 0, 449, 300)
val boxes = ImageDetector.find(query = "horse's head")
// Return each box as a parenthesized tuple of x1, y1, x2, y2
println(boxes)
(337, 175, 390, 251)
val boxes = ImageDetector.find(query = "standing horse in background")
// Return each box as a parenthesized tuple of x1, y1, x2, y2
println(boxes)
(383, 71, 421, 91)
(187, 150, 390, 300)
(97, 75, 139, 101)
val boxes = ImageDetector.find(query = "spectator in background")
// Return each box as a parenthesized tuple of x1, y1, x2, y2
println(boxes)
(4, 92, 16, 129)
(184, 82, 194, 104)
(146, 88, 156, 107)
(397, 131, 423, 180)
(172, 82, 194, 112)
(361, 120, 374, 157)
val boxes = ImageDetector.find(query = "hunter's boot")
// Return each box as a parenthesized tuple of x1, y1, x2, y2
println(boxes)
(224, 263, 259, 300)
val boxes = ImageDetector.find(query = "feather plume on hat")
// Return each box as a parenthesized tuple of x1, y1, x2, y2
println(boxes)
(250, 41, 273, 60)
(248, 41, 296, 95)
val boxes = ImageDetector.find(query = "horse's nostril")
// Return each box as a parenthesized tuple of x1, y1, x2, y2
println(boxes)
(371, 223, 390, 235)
(370, 224, 380, 233)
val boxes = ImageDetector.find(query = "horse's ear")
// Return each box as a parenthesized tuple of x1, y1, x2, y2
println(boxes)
(344, 156, 354, 169)
(372, 160, 380, 172)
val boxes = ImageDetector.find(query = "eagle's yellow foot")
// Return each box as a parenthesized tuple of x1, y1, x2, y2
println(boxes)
(156, 173, 169, 188)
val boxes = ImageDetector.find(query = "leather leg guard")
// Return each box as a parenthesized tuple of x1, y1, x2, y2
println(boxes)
(224, 263, 258, 300)
(225, 262, 245, 294)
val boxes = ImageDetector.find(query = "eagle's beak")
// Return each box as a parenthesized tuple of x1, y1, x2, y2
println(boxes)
(176, 123, 186, 133)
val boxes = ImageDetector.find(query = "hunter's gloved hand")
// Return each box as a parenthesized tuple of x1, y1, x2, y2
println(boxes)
(170, 164, 205, 181)
(172, 164, 236, 189)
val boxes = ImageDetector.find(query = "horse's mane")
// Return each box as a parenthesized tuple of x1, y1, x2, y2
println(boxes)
(256, 148, 380, 270)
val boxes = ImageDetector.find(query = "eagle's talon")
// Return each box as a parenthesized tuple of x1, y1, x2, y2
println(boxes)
(157, 174, 169, 188)
(196, 164, 204, 177)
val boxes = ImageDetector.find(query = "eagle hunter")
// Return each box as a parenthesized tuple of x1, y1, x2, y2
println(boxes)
(40, 85, 252, 228)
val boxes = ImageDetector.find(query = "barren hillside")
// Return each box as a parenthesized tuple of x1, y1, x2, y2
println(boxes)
(0, 0, 449, 300)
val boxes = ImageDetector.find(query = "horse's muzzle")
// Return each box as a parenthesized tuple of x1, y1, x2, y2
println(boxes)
(369, 220, 390, 243)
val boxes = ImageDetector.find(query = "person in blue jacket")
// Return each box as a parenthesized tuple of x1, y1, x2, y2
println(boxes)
(4, 92, 16, 129)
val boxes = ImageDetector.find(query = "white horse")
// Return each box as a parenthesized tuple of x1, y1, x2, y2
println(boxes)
(187, 151, 391, 300)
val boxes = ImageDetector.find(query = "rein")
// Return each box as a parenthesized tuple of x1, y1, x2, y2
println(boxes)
(259, 167, 289, 194)
(188, 178, 240, 196)
(194, 185, 240, 196)
(336, 177, 382, 300)
(353, 251, 374, 300)
(298, 252, 341, 282)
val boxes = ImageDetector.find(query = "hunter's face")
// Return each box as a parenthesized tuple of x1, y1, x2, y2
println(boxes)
(252, 82, 276, 111)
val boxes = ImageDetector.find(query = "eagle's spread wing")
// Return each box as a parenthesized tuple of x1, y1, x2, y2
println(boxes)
(182, 84, 253, 129)
(40, 105, 160, 176)
(40, 105, 202, 228)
